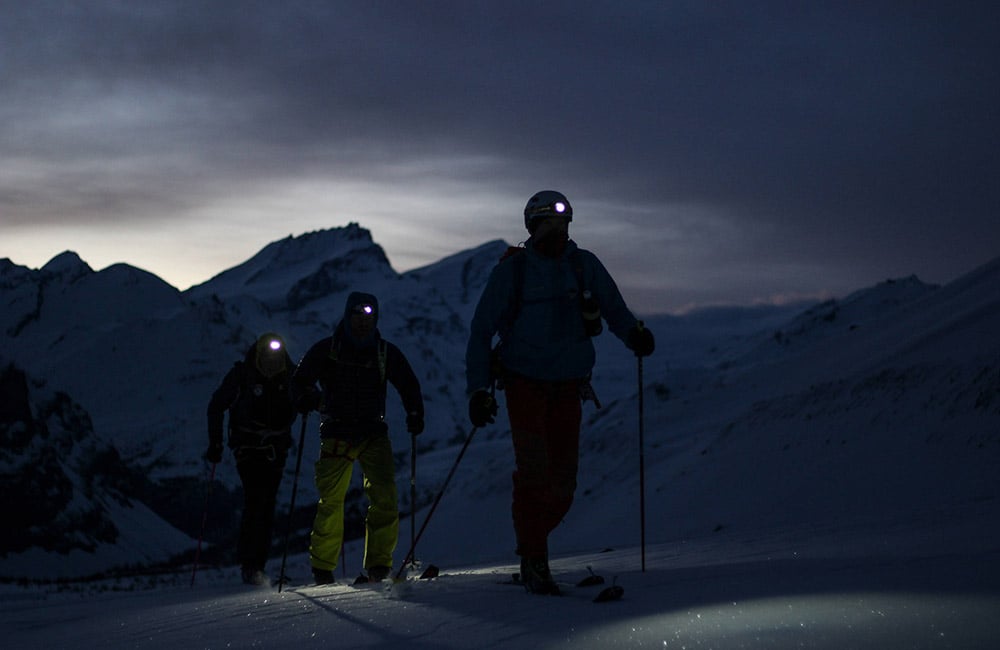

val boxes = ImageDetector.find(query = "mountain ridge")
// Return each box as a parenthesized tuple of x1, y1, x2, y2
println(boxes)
(1, 227, 996, 581)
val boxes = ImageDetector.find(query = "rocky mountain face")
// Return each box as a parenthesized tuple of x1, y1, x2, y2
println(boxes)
(0, 362, 194, 579)
(0, 363, 117, 557)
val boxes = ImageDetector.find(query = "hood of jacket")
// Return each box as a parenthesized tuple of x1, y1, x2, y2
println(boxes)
(339, 291, 380, 348)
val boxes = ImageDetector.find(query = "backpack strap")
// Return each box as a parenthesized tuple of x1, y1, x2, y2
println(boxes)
(328, 338, 387, 387)
(494, 246, 526, 339)
(328, 337, 389, 422)
(499, 247, 590, 337)
(377, 339, 387, 386)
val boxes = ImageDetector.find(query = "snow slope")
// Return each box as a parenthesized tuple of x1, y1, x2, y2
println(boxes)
(1, 227, 997, 649)
(3, 531, 997, 649)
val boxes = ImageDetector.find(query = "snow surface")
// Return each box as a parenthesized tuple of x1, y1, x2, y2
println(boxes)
(2, 230, 998, 648)
(3, 525, 997, 649)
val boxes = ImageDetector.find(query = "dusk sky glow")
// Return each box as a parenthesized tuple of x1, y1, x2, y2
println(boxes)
(2, 2, 997, 314)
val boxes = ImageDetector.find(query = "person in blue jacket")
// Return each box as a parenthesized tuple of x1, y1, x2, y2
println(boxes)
(466, 190, 654, 595)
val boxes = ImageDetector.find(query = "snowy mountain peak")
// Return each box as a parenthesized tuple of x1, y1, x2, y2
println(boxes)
(766, 274, 938, 351)
(403, 239, 510, 307)
(41, 250, 93, 282)
(0, 258, 34, 290)
(839, 274, 938, 311)
(184, 223, 393, 307)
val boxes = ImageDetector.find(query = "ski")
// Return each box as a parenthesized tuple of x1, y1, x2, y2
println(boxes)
(279, 563, 440, 593)
(352, 563, 440, 585)
(278, 581, 343, 593)
(499, 569, 624, 603)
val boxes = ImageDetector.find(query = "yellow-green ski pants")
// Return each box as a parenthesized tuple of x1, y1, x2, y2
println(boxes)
(309, 434, 398, 572)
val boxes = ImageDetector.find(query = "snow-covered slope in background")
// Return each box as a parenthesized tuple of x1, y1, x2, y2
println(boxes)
(412, 257, 1000, 565)
(1, 225, 997, 586)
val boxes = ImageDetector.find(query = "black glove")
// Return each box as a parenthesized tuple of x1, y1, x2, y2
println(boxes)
(406, 412, 424, 436)
(626, 324, 655, 357)
(204, 442, 224, 464)
(468, 389, 498, 428)
(296, 389, 320, 414)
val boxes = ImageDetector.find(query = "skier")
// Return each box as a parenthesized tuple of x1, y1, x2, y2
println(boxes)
(466, 190, 655, 594)
(206, 332, 297, 586)
(292, 291, 424, 584)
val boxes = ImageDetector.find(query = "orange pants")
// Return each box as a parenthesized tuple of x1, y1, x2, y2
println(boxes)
(504, 375, 582, 559)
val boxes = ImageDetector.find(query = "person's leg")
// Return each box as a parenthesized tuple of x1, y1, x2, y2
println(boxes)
(235, 451, 283, 571)
(505, 377, 555, 560)
(358, 434, 398, 573)
(309, 438, 356, 572)
(506, 378, 582, 594)
(540, 381, 582, 539)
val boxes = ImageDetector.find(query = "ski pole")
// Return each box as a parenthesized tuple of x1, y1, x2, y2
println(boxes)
(394, 424, 478, 580)
(637, 320, 647, 572)
(409, 431, 417, 568)
(191, 461, 216, 587)
(278, 413, 308, 593)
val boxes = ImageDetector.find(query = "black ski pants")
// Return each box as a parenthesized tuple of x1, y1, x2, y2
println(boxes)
(235, 446, 287, 571)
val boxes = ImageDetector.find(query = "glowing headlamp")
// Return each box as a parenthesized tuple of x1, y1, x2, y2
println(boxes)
(353, 303, 375, 316)
(268, 339, 282, 351)
(526, 201, 570, 219)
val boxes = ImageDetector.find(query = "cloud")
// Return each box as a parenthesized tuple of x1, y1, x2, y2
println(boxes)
(1, 2, 998, 311)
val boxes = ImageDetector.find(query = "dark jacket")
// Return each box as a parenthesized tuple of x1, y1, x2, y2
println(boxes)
(292, 292, 423, 439)
(207, 343, 296, 451)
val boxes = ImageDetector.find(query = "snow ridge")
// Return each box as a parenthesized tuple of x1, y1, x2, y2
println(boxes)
(0, 228, 997, 586)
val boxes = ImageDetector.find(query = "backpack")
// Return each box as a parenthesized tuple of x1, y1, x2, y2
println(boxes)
(230, 361, 295, 439)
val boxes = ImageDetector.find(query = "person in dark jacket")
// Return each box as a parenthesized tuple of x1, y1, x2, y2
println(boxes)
(206, 332, 297, 586)
(466, 190, 655, 595)
(292, 291, 424, 584)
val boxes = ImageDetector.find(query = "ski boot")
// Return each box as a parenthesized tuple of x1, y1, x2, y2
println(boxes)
(312, 567, 336, 585)
(520, 556, 560, 595)
(241, 566, 269, 586)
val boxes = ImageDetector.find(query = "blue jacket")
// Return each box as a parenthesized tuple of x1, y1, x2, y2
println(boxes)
(465, 238, 638, 394)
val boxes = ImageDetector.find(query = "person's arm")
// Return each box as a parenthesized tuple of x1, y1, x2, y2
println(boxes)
(206, 362, 242, 457)
(465, 263, 512, 395)
(290, 340, 326, 412)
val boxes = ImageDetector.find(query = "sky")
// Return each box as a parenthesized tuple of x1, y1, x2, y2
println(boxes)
(1, 1, 998, 314)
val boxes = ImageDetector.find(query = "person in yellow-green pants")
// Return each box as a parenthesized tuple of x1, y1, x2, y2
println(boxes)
(311, 434, 398, 577)
(292, 291, 424, 584)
